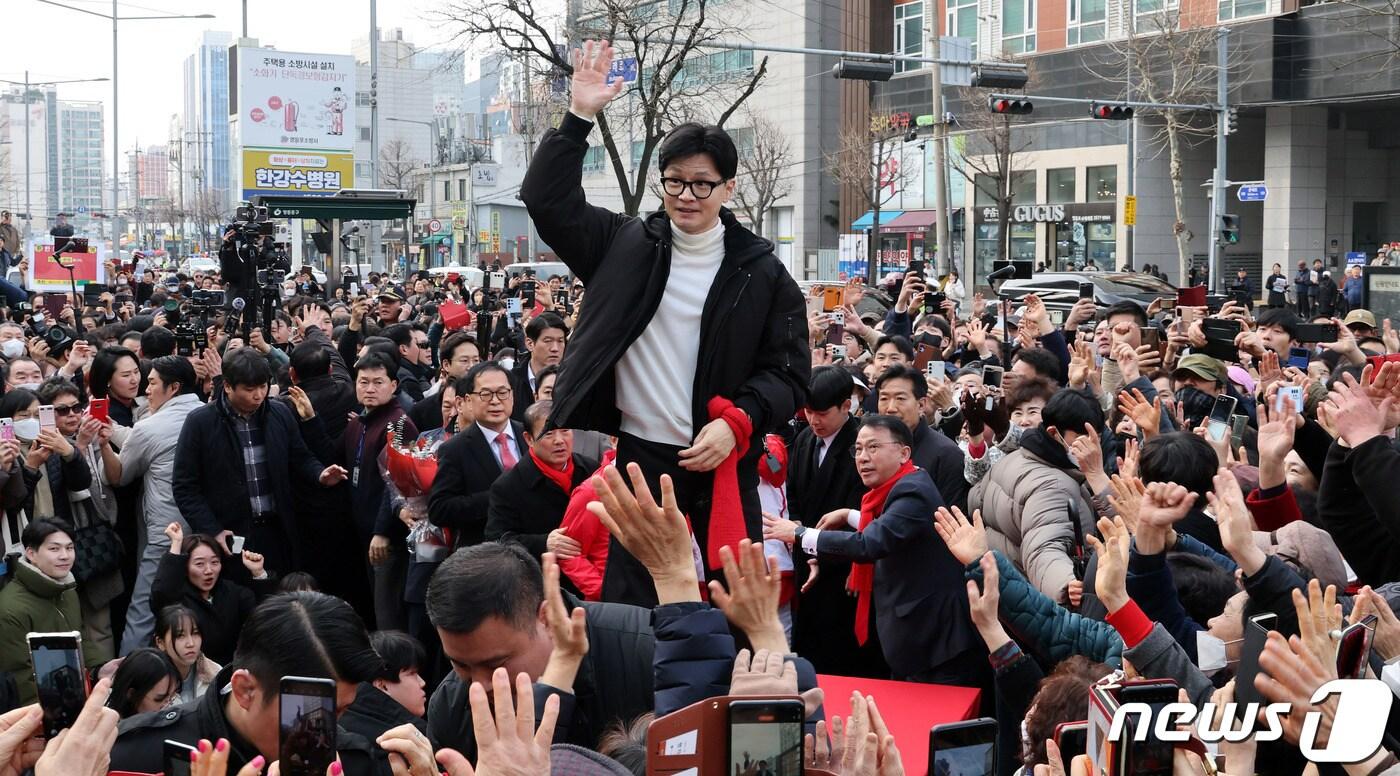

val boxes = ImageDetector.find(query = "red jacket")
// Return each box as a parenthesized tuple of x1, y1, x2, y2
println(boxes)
(558, 451, 616, 600)
(1245, 484, 1303, 532)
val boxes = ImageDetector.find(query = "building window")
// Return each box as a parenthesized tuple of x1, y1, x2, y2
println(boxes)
(1218, 0, 1265, 19)
(1088, 165, 1117, 202)
(582, 146, 606, 173)
(631, 140, 644, 167)
(1009, 170, 1036, 262)
(359, 127, 372, 141)
(1001, 0, 1036, 54)
(443, 180, 451, 201)
(458, 179, 467, 200)
(1047, 168, 1076, 204)
(1135, 0, 1179, 15)
(893, 1, 924, 73)
(947, 0, 979, 59)
(1067, 0, 1106, 45)
(356, 91, 371, 107)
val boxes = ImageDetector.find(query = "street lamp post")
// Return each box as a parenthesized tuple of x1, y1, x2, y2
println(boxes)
(0, 72, 108, 242)
(387, 117, 437, 269)
(36, 1, 213, 251)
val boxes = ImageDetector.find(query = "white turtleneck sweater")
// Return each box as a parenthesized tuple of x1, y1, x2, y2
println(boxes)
(615, 219, 726, 447)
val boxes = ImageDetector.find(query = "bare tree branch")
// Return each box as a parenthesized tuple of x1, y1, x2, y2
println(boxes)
(732, 112, 793, 237)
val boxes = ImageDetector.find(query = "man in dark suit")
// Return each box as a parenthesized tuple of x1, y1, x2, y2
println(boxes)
(484, 398, 596, 562)
(786, 366, 887, 677)
(764, 414, 983, 686)
(428, 362, 526, 547)
(875, 364, 968, 511)
(509, 312, 567, 422)
(409, 331, 481, 432)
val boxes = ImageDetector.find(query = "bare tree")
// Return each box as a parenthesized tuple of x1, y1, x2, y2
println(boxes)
(732, 113, 792, 238)
(434, 0, 769, 215)
(825, 101, 917, 282)
(379, 138, 420, 192)
(950, 90, 1035, 269)
(1089, 11, 1222, 279)
(1323, 0, 1400, 66)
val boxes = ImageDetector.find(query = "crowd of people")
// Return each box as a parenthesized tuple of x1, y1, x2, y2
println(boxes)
(0, 38, 1397, 776)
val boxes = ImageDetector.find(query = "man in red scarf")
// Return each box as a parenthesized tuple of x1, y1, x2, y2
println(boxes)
(484, 400, 598, 584)
(763, 415, 985, 687)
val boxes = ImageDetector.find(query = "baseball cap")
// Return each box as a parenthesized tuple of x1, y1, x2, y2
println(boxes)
(1343, 309, 1377, 330)
(377, 286, 405, 302)
(1173, 353, 1226, 384)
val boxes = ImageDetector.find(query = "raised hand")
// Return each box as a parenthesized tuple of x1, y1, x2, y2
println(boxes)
(1116, 388, 1161, 439)
(588, 463, 698, 603)
(539, 553, 588, 692)
(966, 552, 1010, 651)
(1137, 481, 1194, 529)
(708, 540, 787, 654)
(1205, 468, 1266, 576)
(569, 41, 626, 120)
(730, 648, 825, 718)
(1086, 516, 1130, 612)
(933, 506, 989, 566)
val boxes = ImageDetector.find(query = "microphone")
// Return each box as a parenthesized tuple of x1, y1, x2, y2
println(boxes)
(987, 264, 1017, 281)
(231, 298, 247, 312)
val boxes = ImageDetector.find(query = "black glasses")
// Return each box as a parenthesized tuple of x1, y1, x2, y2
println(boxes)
(660, 177, 723, 199)
(52, 404, 84, 416)
(472, 388, 513, 403)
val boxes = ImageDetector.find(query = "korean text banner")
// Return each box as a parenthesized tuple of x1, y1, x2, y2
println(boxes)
(239, 47, 355, 152)
(241, 150, 354, 199)
(26, 243, 106, 290)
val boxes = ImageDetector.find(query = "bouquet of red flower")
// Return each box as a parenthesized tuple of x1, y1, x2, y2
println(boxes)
(380, 418, 452, 562)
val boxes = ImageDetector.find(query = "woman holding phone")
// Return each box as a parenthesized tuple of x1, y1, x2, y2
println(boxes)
(150, 522, 275, 664)
(0, 388, 91, 531)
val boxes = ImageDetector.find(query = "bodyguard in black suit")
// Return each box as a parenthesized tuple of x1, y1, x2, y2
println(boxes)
(875, 364, 969, 511)
(508, 312, 568, 423)
(766, 415, 984, 686)
(787, 367, 888, 677)
(485, 399, 596, 559)
(428, 363, 526, 547)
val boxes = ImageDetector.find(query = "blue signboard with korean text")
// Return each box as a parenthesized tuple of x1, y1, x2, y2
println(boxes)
(1237, 184, 1268, 202)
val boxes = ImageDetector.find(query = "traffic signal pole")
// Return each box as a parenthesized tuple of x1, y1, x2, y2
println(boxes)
(926, 13, 951, 278)
(1208, 28, 1230, 293)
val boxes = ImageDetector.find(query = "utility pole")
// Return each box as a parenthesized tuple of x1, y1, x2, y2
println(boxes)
(1207, 27, 1229, 292)
(368, 0, 380, 267)
(1125, 13, 1135, 272)
(926, 9, 950, 278)
(241, 0, 248, 37)
(23, 71, 31, 243)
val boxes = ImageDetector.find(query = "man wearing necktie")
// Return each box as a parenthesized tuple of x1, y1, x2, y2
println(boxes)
(429, 362, 528, 547)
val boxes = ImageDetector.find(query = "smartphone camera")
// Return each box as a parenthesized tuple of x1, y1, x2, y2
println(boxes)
(930, 718, 998, 776)
(727, 700, 803, 776)
(27, 632, 87, 739)
(279, 676, 338, 776)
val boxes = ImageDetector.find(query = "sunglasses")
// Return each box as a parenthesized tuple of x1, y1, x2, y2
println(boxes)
(52, 404, 84, 416)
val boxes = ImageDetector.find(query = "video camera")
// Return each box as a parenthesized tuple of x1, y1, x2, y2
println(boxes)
(232, 204, 276, 241)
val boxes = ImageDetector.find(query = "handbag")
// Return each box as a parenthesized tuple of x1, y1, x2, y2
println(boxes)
(68, 499, 123, 583)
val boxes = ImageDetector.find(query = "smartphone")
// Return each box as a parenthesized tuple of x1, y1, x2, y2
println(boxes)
(504, 297, 523, 316)
(38, 405, 55, 431)
(27, 632, 87, 739)
(1054, 721, 1088, 774)
(519, 280, 537, 300)
(727, 699, 804, 776)
(1206, 395, 1237, 442)
(279, 676, 338, 776)
(1287, 346, 1312, 370)
(1231, 414, 1248, 451)
(914, 343, 941, 370)
(1295, 322, 1340, 343)
(1235, 612, 1278, 706)
(825, 323, 844, 347)
(929, 718, 997, 776)
(908, 259, 926, 279)
(821, 286, 845, 312)
(164, 739, 198, 776)
(1201, 318, 1243, 341)
(88, 398, 109, 424)
(1079, 282, 1095, 300)
(229, 535, 247, 555)
(348, 282, 360, 297)
(926, 360, 946, 382)
(1365, 353, 1400, 381)
(1141, 328, 1161, 350)
(0, 418, 13, 442)
(829, 344, 847, 361)
(983, 365, 1004, 390)
(43, 295, 66, 321)
(1159, 298, 1177, 311)
(805, 293, 825, 320)
(1049, 308, 1066, 327)
(1117, 680, 1179, 776)
(1177, 285, 1206, 308)
(1337, 615, 1377, 680)
(1277, 385, 1305, 415)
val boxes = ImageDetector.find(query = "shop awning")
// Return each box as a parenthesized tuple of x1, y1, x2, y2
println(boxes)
(883, 210, 938, 234)
(420, 233, 453, 246)
(850, 210, 903, 231)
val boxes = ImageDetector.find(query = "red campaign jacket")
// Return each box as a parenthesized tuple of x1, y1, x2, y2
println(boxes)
(558, 452, 616, 600)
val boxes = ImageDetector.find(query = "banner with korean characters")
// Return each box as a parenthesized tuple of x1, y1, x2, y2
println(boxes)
(241, 150, 354, 199)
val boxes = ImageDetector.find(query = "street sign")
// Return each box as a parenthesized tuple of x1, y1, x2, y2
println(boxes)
(1123, 195, 1137, 227)
(442, 235, 453, 248)
(608, 57, 639, 84)
(427, 218, 442, 234)
(1237, 184, 1268, 202)
(76, 206, 88, 215)
(1347, 251, 1368, 266)
(940, 37, 974, 86)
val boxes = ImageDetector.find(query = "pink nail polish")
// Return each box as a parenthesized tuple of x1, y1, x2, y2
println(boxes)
(331, 762, 344, 776)
(190, 750, 198, 762)
(198, 739, 211, 753)
(251, 755, 266, 770)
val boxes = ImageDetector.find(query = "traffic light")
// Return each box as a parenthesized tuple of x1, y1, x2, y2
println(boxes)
(1225, 107, 1239, 135)
(832, 60, 895, 81)
(988, 96, 1033, 115)
(971, 63, 1029, 89)
(1218, 213, 1240, 245)
(1090, 102, 1134, 120)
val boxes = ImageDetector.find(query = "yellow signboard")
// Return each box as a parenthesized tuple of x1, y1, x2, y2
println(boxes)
(1123, 195, 1137, 227)
(241, 149, 354, 196)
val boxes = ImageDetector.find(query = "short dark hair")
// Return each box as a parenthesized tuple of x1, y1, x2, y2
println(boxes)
(808, 365, 855, 412)
(452, 361, 511, 397)
(37, 377, 81, 406)
(149, 355, 199, 396)
(370, 630, 427, 680)
(534, 364, 560, 395)
(354, 350, 399, 379)
(140, 326, 176, 359)
(875, 363, 928, 400)
(222, 347, 273, 388)
(874, 335, 915, 361)
(426, 542, 544, 635)
(1039, 388, 1104, 434)
(1013, 347, 1062, 383)
(439, 331, 479, 365)
(656, 122, 739, 180)
(1167, 552, 1237, 627)
(1256, 307, 1300, 340)
(524, 400, 554, 438)
(108, 648, 181, 718)
(278, 571, 319, 593)
(288, 339, 330, 383)
(858, 414, 914, 449)
(22, 518, 72, 550)
(1006, 375, 1056, 410)
(1140, 432, 1217, 508)
(232, 592, 386, 702)
(89, 346, 140, 399)
(0, 387, 38, 418)
(1104, 301, 1148, 329)
(380, 322, 421, 351)
(526, 312, 568, 342)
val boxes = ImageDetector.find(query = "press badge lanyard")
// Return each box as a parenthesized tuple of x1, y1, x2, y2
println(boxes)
(353, 423, 368, 488)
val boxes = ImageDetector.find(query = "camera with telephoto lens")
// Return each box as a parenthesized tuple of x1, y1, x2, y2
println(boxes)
(190, 289, 225, 309)
(232, 205, 276, 241)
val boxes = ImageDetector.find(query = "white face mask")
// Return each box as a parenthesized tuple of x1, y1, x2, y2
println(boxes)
(499, 357, 515, 371)
(15, 382, 40, 393)
(1196, 631, 1241, 676)
(1, 340, 24, 359)
(12, 418, 40, 441)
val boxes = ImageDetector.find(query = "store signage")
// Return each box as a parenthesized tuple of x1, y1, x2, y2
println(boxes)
(975, 202, 1115, 225)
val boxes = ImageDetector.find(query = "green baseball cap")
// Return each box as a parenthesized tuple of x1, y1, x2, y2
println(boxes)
(1173, 353, 1226, 384)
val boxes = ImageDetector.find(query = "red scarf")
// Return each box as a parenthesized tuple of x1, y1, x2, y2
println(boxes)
(705, 396, 753, 570)
(849, 459, 917, 645)
(529, 448, 575, 494)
